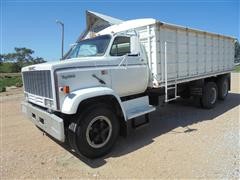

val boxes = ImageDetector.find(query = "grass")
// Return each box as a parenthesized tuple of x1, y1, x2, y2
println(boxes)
(234, 65, 240, 72)
(0, 62, 17, 73)
(0, 74, 22, 92)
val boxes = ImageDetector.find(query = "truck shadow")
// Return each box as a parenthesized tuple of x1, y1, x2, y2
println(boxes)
(51, 92, 240, 168)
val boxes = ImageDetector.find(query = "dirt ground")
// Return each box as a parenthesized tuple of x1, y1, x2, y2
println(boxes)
(1, 73, 240, 179)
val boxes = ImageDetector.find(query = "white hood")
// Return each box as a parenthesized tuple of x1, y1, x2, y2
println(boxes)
(21, 57, 111, 72)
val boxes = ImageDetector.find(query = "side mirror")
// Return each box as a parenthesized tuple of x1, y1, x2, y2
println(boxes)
(130, 36, 140, 56)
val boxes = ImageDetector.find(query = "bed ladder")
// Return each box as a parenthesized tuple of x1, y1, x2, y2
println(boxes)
(164, 41, 179, 102)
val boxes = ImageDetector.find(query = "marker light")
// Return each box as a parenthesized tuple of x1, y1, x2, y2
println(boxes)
(63, 86, 70, 94)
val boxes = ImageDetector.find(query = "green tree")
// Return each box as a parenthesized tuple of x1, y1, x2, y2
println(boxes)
(0, 54, 3, 64)
(235, 40, 240, 63)
(33, 57, 45, 64)
(0, 47, 45, 72)
(14, 47, 34, 63)
(2, 47, 34, 62)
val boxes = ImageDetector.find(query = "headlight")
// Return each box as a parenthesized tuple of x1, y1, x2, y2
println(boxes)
(44, 99, 54, 107)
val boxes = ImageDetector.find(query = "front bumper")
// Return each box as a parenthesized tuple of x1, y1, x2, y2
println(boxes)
(21, 101, 65, 142)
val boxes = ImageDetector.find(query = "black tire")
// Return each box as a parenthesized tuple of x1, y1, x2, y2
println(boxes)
(217, 76, 229, 100)
(68, 104, 119, 158)
(201, 82, 218, 109)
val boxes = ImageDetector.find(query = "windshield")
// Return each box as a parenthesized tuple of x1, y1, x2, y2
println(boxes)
(65, 35, 111, 59)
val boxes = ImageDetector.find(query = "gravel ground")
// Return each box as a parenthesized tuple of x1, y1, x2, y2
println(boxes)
(1, 73, 240, 179)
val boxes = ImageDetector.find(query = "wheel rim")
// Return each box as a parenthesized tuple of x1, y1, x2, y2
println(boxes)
(210, 87, 217, 104)
(222, 81, 228, 97)
(86, 116, 112, 149)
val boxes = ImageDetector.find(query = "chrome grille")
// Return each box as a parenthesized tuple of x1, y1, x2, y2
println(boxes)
(23, 70, 53, 99)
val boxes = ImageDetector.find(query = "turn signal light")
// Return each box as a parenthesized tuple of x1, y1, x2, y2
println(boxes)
(62, 86, 70, 94)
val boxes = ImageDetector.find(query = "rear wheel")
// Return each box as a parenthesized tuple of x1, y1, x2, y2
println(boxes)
(201, 82, 218, 109)
(217, 76, 229, 100)
(68, 104, 119, 158)
(180, 89, 190, 99)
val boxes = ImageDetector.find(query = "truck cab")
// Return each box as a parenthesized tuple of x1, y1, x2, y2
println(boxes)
(64, 33, 149, 97)
(21, 29, 156, 158)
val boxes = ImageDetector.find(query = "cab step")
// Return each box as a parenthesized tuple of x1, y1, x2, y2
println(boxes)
(122, 96, 156, 120)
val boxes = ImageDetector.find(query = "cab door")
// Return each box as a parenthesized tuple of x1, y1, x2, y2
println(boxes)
(109, 35, 149, 97)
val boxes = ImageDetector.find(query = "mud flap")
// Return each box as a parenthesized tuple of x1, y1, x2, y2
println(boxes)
(67, 122, 79, 153)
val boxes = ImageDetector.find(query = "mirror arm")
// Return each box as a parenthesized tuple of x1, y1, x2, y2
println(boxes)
(118, 54, 128, 67)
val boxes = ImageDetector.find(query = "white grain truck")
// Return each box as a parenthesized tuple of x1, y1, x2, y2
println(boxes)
(21, 11, 235, 158)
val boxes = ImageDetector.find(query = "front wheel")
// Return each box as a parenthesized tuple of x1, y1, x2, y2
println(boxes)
(68, 104, 119, 158)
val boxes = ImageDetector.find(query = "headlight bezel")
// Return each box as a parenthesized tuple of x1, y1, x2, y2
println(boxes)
(44, 98, 54, 108)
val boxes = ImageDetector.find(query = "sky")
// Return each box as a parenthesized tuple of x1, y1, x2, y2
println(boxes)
(1, 0, 239, 61)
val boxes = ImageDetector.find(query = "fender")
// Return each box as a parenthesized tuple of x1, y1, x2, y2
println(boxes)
(61, 86, 126, 119)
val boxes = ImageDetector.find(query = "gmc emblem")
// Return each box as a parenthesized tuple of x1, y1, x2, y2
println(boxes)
(28, 66, 36, 71)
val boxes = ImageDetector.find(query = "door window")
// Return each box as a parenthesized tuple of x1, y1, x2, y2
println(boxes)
(110, 36, 131, 56)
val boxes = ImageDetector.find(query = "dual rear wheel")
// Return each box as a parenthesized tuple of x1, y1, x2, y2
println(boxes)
(217, 76, 229, 100)
(201, 76, 229, 109)
(201, 82, 218, 109)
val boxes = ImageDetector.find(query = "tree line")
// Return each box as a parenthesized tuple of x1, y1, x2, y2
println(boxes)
(0, 47, 46, 73)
